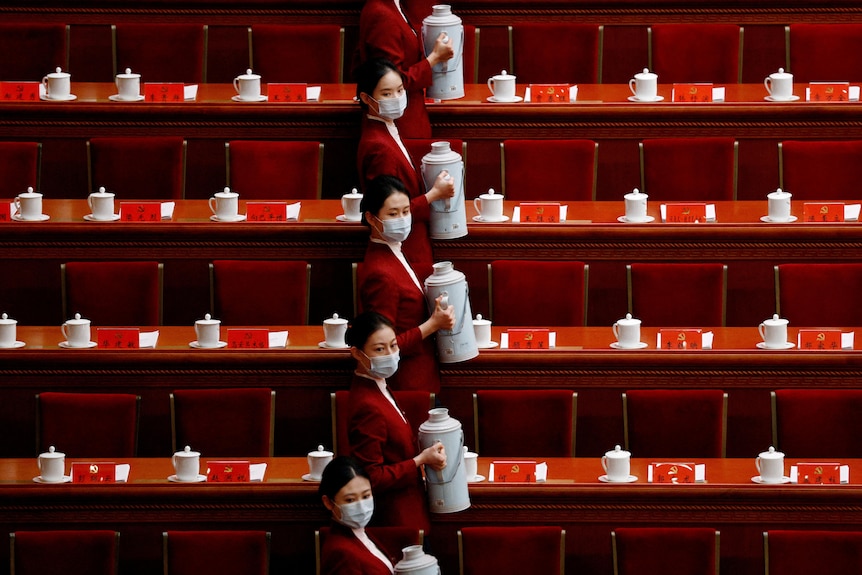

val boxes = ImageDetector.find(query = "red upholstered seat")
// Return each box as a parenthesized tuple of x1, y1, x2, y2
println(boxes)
(764, 530, 862, 574)
(613, 527, 719, 575)
(627, 263, 727, 327)
(640, 138, 737, 202)
(775, 263, 862, 326)
(501, 140, 598, 202)
(251, 25, 344, 84)
(459, 526, 565, 575)
(171, 388, 275, 457)
(37, 392, 140, 458)
(623, 390, 727, 458)
(12, 530, 120, 575)
(331, 390, 434, 456)
(210, 260, 310, 325)
(474, 390, 577, 457)
(489, 260, 588, 327)
(62, 261, 163, 326)
(788, 24, 862, 84)
(772, 389, 862, 458)
(650, 24, 742, 84)
(88, 137, 186, 199)
(0, 23, 67, 81)
(114, 24, 206, 83)
(316, 526, 422, 575)
(780, 140, 862, 200)
(510, 23, 602, 84)
(0, 142, 41, 197)
(163, 531, 270, 575)
(226, 141, 323, 200)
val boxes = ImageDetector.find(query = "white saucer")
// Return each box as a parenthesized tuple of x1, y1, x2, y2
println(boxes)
(627, 95, 664, 102)
(751, 475, 791, 484)
(40, 94, 77, 101)
(476, 341, 499, 349)
(610, 342, 648, 349)
(617, 215, 655, 223)
(108, 94, 144, 102)
(33, 475, 72, 484)
(764, 95, 800, 102)
(472, 215, 510, 223)
(302, 473, 321, 482)
(598, 474, 638, 483)
(189, 341, 228, 349)
(168, 474, 207, 483)
(59, 341, 97, 349)
(756, 341, 795, 350)
(467, 475, 486, 483)
(760, 215, 798, 223)
(336, 214, 362, 223)
(210, 214, 247, 222)
(487, 96, 523, 103)
(12, 214, 50, 222)
(0, 341, 26, 349)
(84, 214, 121, 222)
(231, 95, 267, 102)
(318, 341, 349, 349)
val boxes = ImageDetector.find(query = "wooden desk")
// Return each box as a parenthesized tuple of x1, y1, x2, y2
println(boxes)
(0, 456, 858, 575)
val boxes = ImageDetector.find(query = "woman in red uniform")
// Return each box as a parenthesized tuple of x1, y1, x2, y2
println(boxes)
(356, 0, 454, 138)
(356, 58, 454, 266)
(345, 311, 447, 533)
(358, 174, 454, 393)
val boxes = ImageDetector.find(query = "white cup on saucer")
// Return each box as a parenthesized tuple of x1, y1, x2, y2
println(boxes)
(472, 314, 492, 347)
(323, 313, 348, 348)
(601, 445, 631, 482)
(115, 68, 141, 101)
(88, 187, 116, 220)
(209, 187, 239, 221)
(767, 188, 792, 222)
(341, 189, 363, 221)
(194, 314, 221, 348)
(307, 445, 334, 480)
(172, 446, 201, 481)
(765, 68, 794, 100)
(629, 68, 658, 101)
(42, 67, 71, 99)
(624, 188, 648, 221)
(14, 187, 43, 221)
(487, 70, 517, 101)
(759, 314, 789, 349)
(0, 313, 18, 348)
(612, 313, 642, 349)
(473, 188, 504, 221)
(38, 446, 66, 482)
(233, 69, 262, 101)
(61, 313, 91, 348)
(755, 446, 785, 483)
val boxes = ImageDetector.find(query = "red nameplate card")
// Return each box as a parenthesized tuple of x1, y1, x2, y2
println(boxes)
(227, 328, 269, 349)
(506, 328, 550, 350)
(0, 82, 39, 101)
(672, 83, 713, 102)
(529, 84, 570, 103)
(796, 463, 841, 484)
(247, 202, 288, 222)
(492, 460, 536, 483)
(803, 202, 845, 222)
(143, 83, 184, 103)
(96, 328, 140, 349)
(71, 462, 116, 484)
(665, 203, 707, 223)
(206, 460, 251, 482)
(519, 202, 561, 223)
(267, 83, 307, 102)
(650, 462, 696, 484)
(809, 82, 850, 102)
(798, 329, 842, 351)
(120, 202, 161, 222)
(659, 329, 703, 350)
(0, 202, 11, 222)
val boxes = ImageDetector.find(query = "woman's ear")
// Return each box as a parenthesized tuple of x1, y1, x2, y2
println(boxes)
(358, 92, 372, 107)
(322, 494, 335, 512)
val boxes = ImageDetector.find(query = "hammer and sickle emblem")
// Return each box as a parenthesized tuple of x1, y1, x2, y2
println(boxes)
(677, 333, 686, 341)
(689, 87, 698, 95)
(524, 332, 534, 341)
(89, 464, 99, 474)
(682, 207, 691, 215)
(536, 207, 544, 215)
(511, 464, 520, 474)
(820, 205, 830, 215)
(815, 466, 824, 474)
(669, 465, 679, 474)
(224, 466, 233, 473)
(826, 86, 835, 95)
(817, 333, 826, 341)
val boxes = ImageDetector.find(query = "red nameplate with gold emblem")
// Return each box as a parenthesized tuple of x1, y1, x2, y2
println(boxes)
(96, 328, 140, 349)
(529, 84, 570, 103)
(267, 83, 307, 102)
(143, 83, 184, 103)
(71, 462, 116, 483)
(650, 462, 696, 484)
(206, 461, 251, 482)
(798, 329, 842, 351)
(247, 202, 288, 222)
(120, 202, 161, 222)
(0, 202, 11, 222)
(519, 202, 561, 223)
(665, 203, 707, 223)
(803, 202, 845, 222)
(797, 463, 841, 484)
(227, 328, 269, 349)
(659, 329, 703, 350)
(672, 83, 713, 103)
(492, 460, 536, 483)
(0, 82, 39, 101)
(809, 82, 850, 102)
(506, 328, 550, 350)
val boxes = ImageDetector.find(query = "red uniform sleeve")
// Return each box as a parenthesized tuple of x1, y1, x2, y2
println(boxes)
(361, 8, 433, 93)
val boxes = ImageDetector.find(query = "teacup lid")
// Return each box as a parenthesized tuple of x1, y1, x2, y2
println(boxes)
(624, 187, 647, 200)
(238, 68, 260, 80)
(47, 67, 69, 78)
(617, 313, 640, 326)
(215, 186, 237, 198)
(343, 188, 363, 199)
(308, 444, 333, 458)
(20, 186, 41, 198)
(759, 445, 784, 459)
(41, 445, 64, 459)
(395, 545, 439, 573)
(493, 69, 514, 80)
(0, 312, 15, 325)
(91, 186, 114, 198)
(117, 67, 140, 78)
(480, 187, 501, 200)
(472, 313, 491, 326)
(324, 312, 348, 326)
(763, 313, 788, 326)
(771, 68, 792, 79)
(175, 445, 200, 458)
(767, 187, 792, 199)
(635, 68, 657, 79)
(605, 444, 630, 458)
(66, 312, 89, 325)
(196, 313, 220, 325)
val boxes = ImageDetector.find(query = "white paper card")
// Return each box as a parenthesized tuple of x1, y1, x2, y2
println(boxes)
(307, 86, 321, 101)
(184, 84, 198, 101)
(268, 331, 288, 348)
(116, 463, 131, 482)
(287, 202, 301, 221)
(161, 202, 175, 219)
(500, 332, 556, 349)
(712, 87, 725, 102)
(512, 205, 568, 223)
(138, 330, 159, 348)
(845, 204, 861, 221)
(843, 332, 855, 349)
(660, 204, 716, 223)
(250, 463, 267, 482)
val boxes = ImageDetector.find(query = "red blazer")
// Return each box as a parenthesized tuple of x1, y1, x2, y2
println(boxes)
(359, 241, 441, 393)
(348, 375, 431, 533)
(357, 116, 433, 265)
(320, 522, 395, 575)
(357, 0, 432, 138)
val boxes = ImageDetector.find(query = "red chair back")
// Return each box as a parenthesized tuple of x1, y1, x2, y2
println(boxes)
(0, 23, 67, 81)
(88, 137, 186, 199)
(114, 24, 206, 83)
(210, 260, 310, 325)
(511, 23, 601, 84)
(613, 527, 719, 575)
(776, 263, 862, 326)
(38, 392, 139, 458)
(475, 390, 576, 457)
(251, 25, 343, 83)
(764, 530, 862, 574)
(773, 389, 862, 458)
(0, 142, 40, 197)
(502, 140, 597, 202)
(227, 141, 323, 200)
(650, 24, 742, 84)
(780, 140, 862, 200)
(332, 390, 433, 456)
(62, 261, 162, 326)
(163, 531, 269, 575)
(12, 530, 120, 575)
(490, 260, 588, 326)
(789, 24, 862, 84)
(628, 263, 727, 327)
(459, 526, 565, 575)
(641, 138, 736, 201)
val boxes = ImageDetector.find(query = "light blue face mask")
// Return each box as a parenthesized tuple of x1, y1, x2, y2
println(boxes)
(372, 91, 407, 120)
(366, 350, 400, 379)
(337, 496, 374, 529)
(379, 214, 412, 243)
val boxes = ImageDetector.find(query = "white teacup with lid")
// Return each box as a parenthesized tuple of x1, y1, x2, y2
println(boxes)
(601, 445, 632, 482)
(472, 314, 492, 348)
(341, 188, 363, 222)
(42, 67, 72, 99)
(623, 188, 649, 222)
(172, 445, 201, 482)
(88, 186, 116, 221)
(765, 68, 794, 101)
(612, 313, 642, 349)
(755, 446, 786, 483)
(38, 446, 66, 483)
(322, 313, 348, 348)
(307, 445, 334, 480)
(758, 314, 789, 349)
(487, 70, 517, 102)
(394, 545, 441, 575)
(61, 313, 91, 348)
(194, 313, 221, 348)
(629, 68, 658, 101)
(233, 69, 262, 101)
(473, 188, 504, 222)
(766, 188, 792, 222)
(463, 445, 479, 480)
(14, 187, 43, 221)
(209, 187, 240, 221)
(0, 312, 18, 348)
(115, 68, 141, 101)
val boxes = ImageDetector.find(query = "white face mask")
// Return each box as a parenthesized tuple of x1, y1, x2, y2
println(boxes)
(337, 496, 374, 529)
(372, 91, 407, 120)
(364, 350, 400, 379)
(379, 214, 412, 243)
